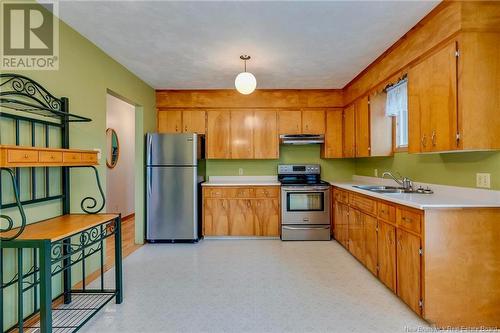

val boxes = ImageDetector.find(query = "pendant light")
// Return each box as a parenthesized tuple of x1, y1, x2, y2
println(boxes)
(235, 55, 257, 95)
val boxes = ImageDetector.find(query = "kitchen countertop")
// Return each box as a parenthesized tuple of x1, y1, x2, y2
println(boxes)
(327, 176, 500, 210)
(202, 176, 281, 187)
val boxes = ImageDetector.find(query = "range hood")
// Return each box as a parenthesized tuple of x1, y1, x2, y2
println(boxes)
(279, 134, 324, 145)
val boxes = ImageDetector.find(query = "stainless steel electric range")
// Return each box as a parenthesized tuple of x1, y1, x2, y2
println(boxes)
(278, 164, 331, 241)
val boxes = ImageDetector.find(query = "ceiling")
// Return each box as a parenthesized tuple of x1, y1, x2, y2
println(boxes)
(57, 1, 439, 90)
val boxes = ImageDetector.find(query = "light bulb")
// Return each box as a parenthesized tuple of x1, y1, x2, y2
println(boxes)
(235, 72, 257, 95)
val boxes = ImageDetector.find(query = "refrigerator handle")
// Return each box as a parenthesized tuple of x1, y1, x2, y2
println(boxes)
(147, 134, 153, 165)
(147, 167, 152, 196)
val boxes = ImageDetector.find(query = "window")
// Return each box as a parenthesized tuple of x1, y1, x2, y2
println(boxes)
(386, 79, 408, 149)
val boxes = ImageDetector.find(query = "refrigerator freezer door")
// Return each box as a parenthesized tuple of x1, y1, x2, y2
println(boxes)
(146, 166, 198, 241)
(146, 133, 197, 166)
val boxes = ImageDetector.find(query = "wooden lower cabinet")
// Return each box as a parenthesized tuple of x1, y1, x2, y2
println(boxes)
(348, 209, 365, 264)
(203, 186, 280, 237)
(229, 199, 254, 236)
(253, 199, 279, 236)
(333, 201, 349, 248)
(377, 221, 397, 292)
(364, 214, 378, 276)
(333, 186, 423, 317)
(203, 198, 229, 236)
(397, 229, 422, 315)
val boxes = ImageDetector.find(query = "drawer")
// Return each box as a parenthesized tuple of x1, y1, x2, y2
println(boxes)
(333, 189, 349, 204)
(227, 188, 255, 198)
(396, 207, 422, 234)
(255, 187, 279, 198)
(349, 193, 377, 215)
(63, 152, 82, 163)
(204, 188, 225, 198)
(7, 149, 38, 163)
(39, 151, 63, 163)
(81, 152, 98, 163)
(378, 202, 396, 223)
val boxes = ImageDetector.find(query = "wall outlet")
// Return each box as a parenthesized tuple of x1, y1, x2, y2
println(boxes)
(476, 173, 491, 188)
(374, 169, 378, 177)
(238, 168, 244, 176)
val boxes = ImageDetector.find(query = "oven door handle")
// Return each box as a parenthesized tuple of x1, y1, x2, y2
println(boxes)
(282, 226, 330, 230)
(281, 186, 330, 192)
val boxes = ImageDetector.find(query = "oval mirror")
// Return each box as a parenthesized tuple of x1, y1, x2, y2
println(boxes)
(106, 128, 120, 168)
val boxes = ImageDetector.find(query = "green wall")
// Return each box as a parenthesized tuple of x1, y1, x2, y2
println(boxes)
(207, 145, 355, 181)
(355, 151, 500, 190)
(1, 9, 155, 330)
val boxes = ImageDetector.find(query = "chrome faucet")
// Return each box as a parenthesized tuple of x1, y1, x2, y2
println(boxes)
(382, 171, 413, 191)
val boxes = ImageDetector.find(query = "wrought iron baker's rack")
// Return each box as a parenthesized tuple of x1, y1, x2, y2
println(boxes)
(0, 74, 123, 333)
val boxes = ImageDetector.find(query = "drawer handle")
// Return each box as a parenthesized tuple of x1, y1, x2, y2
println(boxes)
(24, 154, 29, 158)
(51, 155, 55, 160)
(402, 217, 412, 223)
(380, 209, 386, 214)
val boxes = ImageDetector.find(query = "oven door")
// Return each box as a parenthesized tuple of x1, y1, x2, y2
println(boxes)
(281, 186, 330, 225)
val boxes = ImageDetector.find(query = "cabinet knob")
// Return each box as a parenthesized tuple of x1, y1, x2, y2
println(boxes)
(431, 130, 437, 147)
(185, 126, 188, 132)
(24, 154, 28, 158)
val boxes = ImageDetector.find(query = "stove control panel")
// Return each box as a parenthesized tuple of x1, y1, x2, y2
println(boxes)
(278, 164, 320, 175)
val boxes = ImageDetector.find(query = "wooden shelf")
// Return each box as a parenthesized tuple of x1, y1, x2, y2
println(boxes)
(0, 145, 98, 167)
(1, 214, 119, 241)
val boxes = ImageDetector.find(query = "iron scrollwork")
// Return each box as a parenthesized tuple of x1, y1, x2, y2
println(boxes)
(68, 166, 106, 214)
(0, 74, 62, 111)
(0, 168, 27, 241)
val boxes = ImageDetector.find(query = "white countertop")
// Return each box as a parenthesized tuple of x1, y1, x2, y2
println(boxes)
(328, 176, 500, 210)
(202, 176, 280, 186)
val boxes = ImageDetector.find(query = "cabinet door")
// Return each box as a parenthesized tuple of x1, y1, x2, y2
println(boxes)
(322, 109, 343, 158)
(397, 229, 422, 315)
(203, 198, 229, 236)
(408, 41, 458, 153)
(158, 110, 182, 133)
(348, 209, 365, 264)
(230, 111, 254, 159)
(355, 96, 370, 157)
(253, 199, 279, 236)
(229, 199, 254, 236)
(254, 110, 278, 159)
(302, 110, 325, 134)
(378, 221, 396, 292)
(364, 214, 378, 275)
(207, 111, 231, 159)
(334, 201, 349, 249)
(183, 110, 206, 134)
(343, 104, 356, 158)
(278, 111, 301, 134)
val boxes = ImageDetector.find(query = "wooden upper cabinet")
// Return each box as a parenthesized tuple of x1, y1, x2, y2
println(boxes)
(302, 110, 325, 134)
(322, 109, 343, 158)
(355, 96, 371, 157)
(182, 110, 206, 134)
(397, 229, 422, 315)
(158, 110, 182, 133)
(278, 110, 301, 134)
(254, 110, 278, 159)
(408, 41, 458, 153)
(207, 110, 231, 159)
(343, 104, 356, 158)
(230, 111, 254, 159)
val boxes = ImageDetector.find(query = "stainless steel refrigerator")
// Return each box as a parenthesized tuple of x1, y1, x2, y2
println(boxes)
(146, 133, 205, 242)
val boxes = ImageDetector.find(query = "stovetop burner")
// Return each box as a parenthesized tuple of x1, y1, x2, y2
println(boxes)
(277, 164, 329, 186)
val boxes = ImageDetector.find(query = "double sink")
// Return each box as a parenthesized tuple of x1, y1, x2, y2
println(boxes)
(353, 185, 433, 194)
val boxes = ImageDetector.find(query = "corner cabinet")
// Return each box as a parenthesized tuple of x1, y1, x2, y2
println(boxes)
(408, 33, 500, 152)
